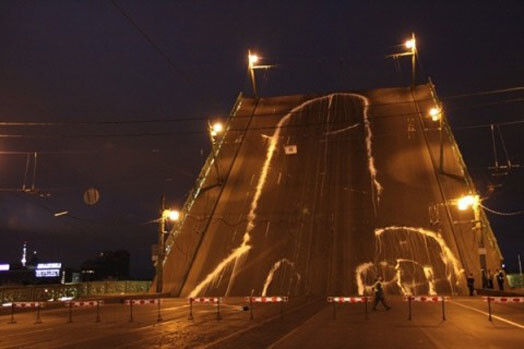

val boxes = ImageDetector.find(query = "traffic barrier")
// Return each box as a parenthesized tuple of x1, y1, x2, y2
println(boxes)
(244, 296, 289, 320)
(65, 300, 104, 323)
(404, 296, 448, 321)
(8, 302, 46, 324)
(188, 297, 222, 321)
(327, 296, 372, 320)
(482, 296, 524, 322)
(124, 299, 162, 322)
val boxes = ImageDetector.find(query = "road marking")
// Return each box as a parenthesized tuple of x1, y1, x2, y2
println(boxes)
(200, 300, 314, 349)
(450, 300, 524, 330)
(267, 305, 326, 349)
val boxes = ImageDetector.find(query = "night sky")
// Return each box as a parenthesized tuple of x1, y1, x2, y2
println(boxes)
(0, 1, 522, 278)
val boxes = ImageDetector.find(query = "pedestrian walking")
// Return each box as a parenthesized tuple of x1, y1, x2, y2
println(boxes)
(487, 269, 494, 289)
(372, 276, 391, 311)
(496, 269, 505, 291)
(466, 273, 475, 296)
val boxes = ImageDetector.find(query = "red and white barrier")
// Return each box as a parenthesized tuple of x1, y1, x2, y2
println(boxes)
(188, 297, 222, 320)
(482, 296, 523, 322)
(404, 295, 448, 321)
(244, 296, 289, 320)
(482, 296, 524, 303)
(65, 300, 103, 323)
(9, 302, 45, 324)
(125, 299, 160, 305)
(404, 296, 448, 302)
(14, 302, 45, 308)
(124, 298, 163, 322)
(189, 297, 221, 304)
(327, 296, 371, 320)
(327, 296, 371, 303)
(245, 296, 288, 303)
(67, 300, 104, 307)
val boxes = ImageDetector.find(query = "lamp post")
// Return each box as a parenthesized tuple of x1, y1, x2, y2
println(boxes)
(208, 120, 224, 183)
(247, 50, 274, 97)
(387, 33, 417, 87)
(456, 194, 487, 279)
(155, 195, 179, 293)
(428, 105, 444, 173)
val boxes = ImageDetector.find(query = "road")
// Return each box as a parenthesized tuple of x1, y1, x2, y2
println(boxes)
(161, 85, 503, 298)
(0, 296, 522, 348)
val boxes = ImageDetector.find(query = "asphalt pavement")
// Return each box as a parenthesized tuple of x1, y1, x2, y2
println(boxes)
(0, 296, 522, 348)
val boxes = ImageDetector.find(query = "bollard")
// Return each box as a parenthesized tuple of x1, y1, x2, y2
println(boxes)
(332, 300, 337, 320)
(216, 298, 222, 320)
(364, 296, 369, 320)
(408, 296, 412, 321)
(67, 301, 73, 323)
(441, 297, 446, 321)
(249, 297, 254, 320)
(9, 303, 16, 324)
(487, 297, 492, 322)
(188, 298, 194, 320)
(34, 303, 42, 324)
(157, 299, 162, 323)
(95, 301, 101, 323)
(129, 300, 134, 322)
(280, 300, 284, 320)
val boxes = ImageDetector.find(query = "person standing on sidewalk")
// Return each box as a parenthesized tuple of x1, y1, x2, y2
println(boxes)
(372, 276, 391, 311)
(466, 273, 475, 296)
(496, 269, 505, 291)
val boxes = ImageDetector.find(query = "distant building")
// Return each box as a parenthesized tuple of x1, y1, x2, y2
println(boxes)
(81, 250, 130, 281)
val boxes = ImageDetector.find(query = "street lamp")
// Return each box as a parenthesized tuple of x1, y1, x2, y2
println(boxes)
(210, 121, 223, 137)
(162, 209, 180, 222)
(247, 49, 274, 97)
(455, 194, 487, 283)
(208, 120, 224, 183)
(387, 33, 417, 86)
(457, 195, 480, 211)
(155, 195, 180, 293)
(429, 107, 441, 122)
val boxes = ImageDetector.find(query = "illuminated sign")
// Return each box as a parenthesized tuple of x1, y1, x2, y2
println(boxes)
(37, 263, 62, 269)
(36, 269, 60, 278)
(0, 264, 10, 271)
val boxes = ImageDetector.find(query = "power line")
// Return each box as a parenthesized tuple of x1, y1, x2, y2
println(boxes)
(442, 87, 524, 100)
(109, 0, 190, 83)
(481, 204, 524, 216)
(1, 95, 523, 129)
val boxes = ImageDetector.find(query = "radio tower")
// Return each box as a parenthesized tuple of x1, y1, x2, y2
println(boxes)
(21, 241, 27, 267)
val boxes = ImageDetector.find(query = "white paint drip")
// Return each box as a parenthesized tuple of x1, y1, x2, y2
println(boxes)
(189, 93, 380, 297)
(423, 266, 437, 296)
(375, 226, 464, 283)
(355, 262, 374, 295)
(324, 122, 360, 136)
(357, 258, 438, 296)
(262, 258, 299, 296)
(356, 226, 464, 296)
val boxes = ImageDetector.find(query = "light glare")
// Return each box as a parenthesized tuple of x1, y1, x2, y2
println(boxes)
(212, 122, 223, 134)
(249, 54, 259, 66)
(429, 107, 441, 121)
(457, 195, 479, 211)
(163, 209, 180, 221)
(405, 39, 416, 50)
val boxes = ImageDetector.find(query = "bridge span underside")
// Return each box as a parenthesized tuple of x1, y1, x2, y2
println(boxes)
(160, 85, 502, 298)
